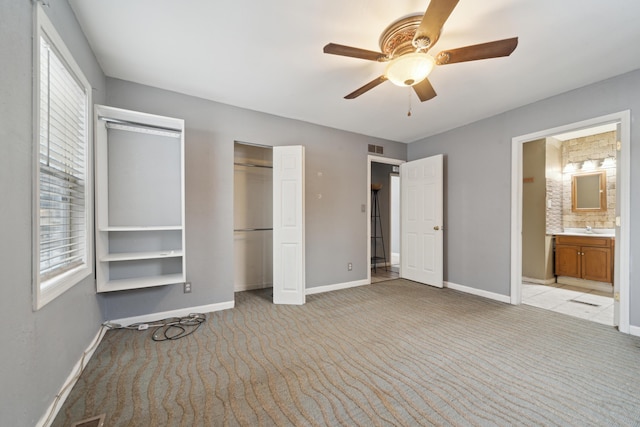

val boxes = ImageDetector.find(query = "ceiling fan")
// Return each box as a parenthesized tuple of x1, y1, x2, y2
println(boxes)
(323, 0, 518, 102)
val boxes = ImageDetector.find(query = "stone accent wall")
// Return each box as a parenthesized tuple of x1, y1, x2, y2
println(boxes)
(561, 131, 616, 229)
(546, 177, 563, 233)
(545, 137, 563, 234)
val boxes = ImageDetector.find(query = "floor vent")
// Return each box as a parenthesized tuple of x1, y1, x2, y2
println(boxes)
(569, 299, 600, 307)
(71, 414, 106, 427)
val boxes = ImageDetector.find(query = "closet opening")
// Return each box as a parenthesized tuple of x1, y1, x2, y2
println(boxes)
(233, 141, 273, 293)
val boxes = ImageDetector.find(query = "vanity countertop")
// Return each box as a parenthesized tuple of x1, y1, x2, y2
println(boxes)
(553, 228, 615, 238)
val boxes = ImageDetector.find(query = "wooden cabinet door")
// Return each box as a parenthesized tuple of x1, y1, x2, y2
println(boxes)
(582, 247, 612, 282)
(555, 244, 581, 278)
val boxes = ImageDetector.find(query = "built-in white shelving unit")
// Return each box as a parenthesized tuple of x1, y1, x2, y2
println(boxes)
(94, 105, 185, 293)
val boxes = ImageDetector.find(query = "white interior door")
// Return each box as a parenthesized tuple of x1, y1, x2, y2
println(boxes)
(273, 145, 305, 304)
(400, 154, 444, 287)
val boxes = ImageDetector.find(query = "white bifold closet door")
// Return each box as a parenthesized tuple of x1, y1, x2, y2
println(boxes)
(273, 146, 305, 305)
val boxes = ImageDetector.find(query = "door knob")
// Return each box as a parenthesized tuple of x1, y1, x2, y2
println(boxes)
(433, 226, 440, 231)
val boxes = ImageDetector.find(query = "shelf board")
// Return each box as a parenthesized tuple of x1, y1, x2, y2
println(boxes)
(101, 250, 183, 262)
(100, 225, 183, 231)
(97, 273, 184, 293)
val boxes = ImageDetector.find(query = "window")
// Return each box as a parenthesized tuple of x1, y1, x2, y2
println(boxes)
(34, 5, 92, 309)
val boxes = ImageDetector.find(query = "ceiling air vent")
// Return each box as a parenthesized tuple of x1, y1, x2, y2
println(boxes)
(368, 144, 383, 154)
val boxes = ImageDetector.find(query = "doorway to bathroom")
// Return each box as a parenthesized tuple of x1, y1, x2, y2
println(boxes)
(510, 111, 630, 333)
(369, 158, 402, 283)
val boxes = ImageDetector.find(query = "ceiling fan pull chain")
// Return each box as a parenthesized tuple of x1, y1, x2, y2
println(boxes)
(407, 88, 412, 117)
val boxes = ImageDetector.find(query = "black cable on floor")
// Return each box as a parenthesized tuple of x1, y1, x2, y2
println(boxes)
(103, 313, 206, 342)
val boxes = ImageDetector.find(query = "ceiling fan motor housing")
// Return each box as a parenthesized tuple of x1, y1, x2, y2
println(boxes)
(379, 14, 425, 58)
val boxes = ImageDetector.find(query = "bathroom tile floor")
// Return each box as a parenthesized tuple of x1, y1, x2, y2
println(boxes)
(522, 282, 614, 326)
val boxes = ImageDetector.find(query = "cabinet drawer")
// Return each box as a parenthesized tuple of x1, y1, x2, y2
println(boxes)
(555, 235, 613, 248)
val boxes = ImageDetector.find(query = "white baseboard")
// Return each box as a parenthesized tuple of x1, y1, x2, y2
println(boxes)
(444, 281, 511, 304)
(306, 279, 369, 295)
(629, 325, 640, 337)
(109, 300, 235, 327)
(36, 326, 107, 427)
(522, 276, 556, 285)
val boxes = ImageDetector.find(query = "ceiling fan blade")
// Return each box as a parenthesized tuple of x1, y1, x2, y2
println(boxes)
(435, 37, 518, 65)
(323, 43, 387, 62)
(413, 0, 460, 50)
(413, 78, 437, 102)
(344, 76, 388, 99)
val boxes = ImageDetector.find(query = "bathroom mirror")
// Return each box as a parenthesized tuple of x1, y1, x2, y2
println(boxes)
(572, 171, 606, 211)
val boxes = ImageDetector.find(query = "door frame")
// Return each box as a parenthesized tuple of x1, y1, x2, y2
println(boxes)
(367, 155, 404, 283)
(389, 172, 400, 271)
(510, 111, 630, 333)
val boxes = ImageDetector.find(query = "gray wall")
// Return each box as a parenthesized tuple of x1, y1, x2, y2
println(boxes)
(408, 69, 640, 328)
(0, 1, 107, 425)
(103, 78, 407, 320)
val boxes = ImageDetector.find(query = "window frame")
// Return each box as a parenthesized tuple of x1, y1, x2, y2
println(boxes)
(33, 5, 93, 310)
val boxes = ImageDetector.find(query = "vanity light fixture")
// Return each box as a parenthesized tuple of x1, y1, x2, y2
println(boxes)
(563, 162, 577, 173)
(581, 160, 597, 171)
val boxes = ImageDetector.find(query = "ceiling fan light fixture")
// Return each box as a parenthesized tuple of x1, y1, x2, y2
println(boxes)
(385, 53, 435, 87)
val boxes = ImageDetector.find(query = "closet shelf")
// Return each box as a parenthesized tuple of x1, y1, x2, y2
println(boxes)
(234, 162, 273, 169)
(101, 250, 183, 262)
(100, 225, 183, 231)
(99, 274, 184, 292)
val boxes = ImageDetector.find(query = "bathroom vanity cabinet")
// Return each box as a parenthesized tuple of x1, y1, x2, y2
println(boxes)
(554, 235, 614, 284)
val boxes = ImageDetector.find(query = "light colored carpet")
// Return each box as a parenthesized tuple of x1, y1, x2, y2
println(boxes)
(54, 279, 640, 426)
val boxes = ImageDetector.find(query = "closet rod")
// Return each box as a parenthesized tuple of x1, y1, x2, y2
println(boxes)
(234, 162, 273, 169)
(234, 227, 273, 232)
(99, 116, 182, 133)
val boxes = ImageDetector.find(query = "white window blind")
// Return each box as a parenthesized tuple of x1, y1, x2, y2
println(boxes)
(39, 35, 88, 282)
(34, 5, 92, 309)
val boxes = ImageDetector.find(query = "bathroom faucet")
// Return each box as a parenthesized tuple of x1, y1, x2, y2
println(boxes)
(586, 226, 592, 232)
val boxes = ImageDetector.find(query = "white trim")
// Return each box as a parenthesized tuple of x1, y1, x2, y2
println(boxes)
(510, 111, 630, 334)
(305, 279, 369, 295)
(629, 325, 640, 338)
(36, 327, 107, 427)
(367, 155, 405, 284)
(108, 301, 234, 326)
(445, 281, 511, 304)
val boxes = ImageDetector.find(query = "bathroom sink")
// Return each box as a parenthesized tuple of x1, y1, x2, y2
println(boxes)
(555, 228, 615, 237)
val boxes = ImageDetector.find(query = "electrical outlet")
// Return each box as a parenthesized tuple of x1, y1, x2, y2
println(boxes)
(348, 262, 353, 271)
(184, 282, 192, 293)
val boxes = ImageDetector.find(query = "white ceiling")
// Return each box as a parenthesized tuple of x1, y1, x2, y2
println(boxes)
(69, 0, 640, 143)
